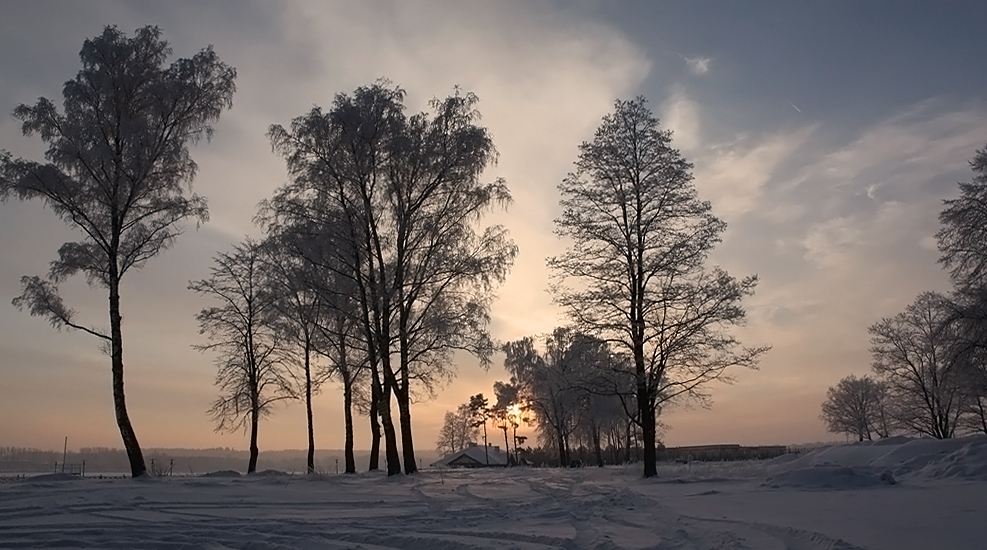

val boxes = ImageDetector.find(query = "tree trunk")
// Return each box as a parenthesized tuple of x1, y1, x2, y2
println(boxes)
(396, 383, 417, 474)
(592, 423, 604, 467)
(635, 334, 657, 476)
(380, 359, 402, 475)
(482, 421, 489, 465)
(248, 404, 259, 474)
(502, 426, 511, 465)
(343, 370, 356, 473)
(557, 430, 566, 467)
(368, 371, 381, 471)
(512, 425, 519, 464)
(625, 420, 632, 464)
(638, 367, 657, 476)
(109, 276, 146, 478)
(641, 404, 657, 477)
(305, 343, 315, 474)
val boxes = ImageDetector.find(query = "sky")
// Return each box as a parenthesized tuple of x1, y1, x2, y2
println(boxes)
(1, 0, 986, 454)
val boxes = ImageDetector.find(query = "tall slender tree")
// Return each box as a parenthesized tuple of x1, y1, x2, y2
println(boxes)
(260, 236, 331, 474)
(190, 240, 293, 473)
(1, 26, 235, 477)
(549, 98, 767, 477)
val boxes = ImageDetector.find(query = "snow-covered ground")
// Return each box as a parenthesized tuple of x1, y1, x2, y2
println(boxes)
(1, 436, 984, 549)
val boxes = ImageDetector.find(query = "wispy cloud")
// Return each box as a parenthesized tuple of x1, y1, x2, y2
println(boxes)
(685, 55, 711, 75)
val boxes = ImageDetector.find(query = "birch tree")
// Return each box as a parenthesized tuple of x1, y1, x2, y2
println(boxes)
(1, 26, 235, 477)
(266, 81, 515, 475)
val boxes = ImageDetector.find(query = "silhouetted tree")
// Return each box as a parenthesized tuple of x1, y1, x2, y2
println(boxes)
(549, 98, 767, 477)
(190, 240, 292, 473)
(492, 381, 520, 463)
(260, 236, 332, 474)
(869, 292, 969, 439)
(266, 81, 515, 475)
(1, 26, 235, 477)
(937, 145, 987, 433)
(939, 145, 987, 295)
(469, 393, 493, 465)
(820, 375, 889, 441)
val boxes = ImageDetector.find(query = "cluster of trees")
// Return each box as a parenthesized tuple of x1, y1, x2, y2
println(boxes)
(1, 26, 515, 477)
(436, 385, 530, 464)
(438, 100, 767, 477)
(822, 146, 987, 441)
(2, 28, 760, 479)
(237, 80, 516, 477)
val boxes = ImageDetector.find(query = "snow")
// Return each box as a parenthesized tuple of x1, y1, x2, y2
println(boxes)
(1, 436, 985, 549)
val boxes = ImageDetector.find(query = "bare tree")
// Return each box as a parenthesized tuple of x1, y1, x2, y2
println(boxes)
(190, 240, 292, 473)
(820, 375, 889, 441)
(266, 84, 405, 474)
(549, 97, 768, 477)
(938, 145, 987, 295)
(1, 26, 235, 477)
(937, 145, 987, 432)
(869, 292, 969, 439)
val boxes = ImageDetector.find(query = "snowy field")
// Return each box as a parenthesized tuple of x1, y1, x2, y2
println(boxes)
(1, 436, 985, 549)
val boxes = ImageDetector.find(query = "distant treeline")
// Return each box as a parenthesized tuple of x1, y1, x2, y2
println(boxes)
(0, 447, 441, 474)
(657, 444, 789, 462)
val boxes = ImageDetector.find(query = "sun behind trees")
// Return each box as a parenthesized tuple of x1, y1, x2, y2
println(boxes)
(0, 26, 235, 478)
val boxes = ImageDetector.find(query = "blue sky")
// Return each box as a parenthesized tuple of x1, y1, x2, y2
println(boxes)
(1, 1, 985, 452)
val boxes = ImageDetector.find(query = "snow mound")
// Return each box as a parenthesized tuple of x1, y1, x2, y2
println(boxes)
(905, 437, 987, 480)
(250, 469, 289, 477)
(763, 465, 892, 490)
(17, 473, 80, 484)
(201, 470, 242, 478)
(771, 435, 987, 482)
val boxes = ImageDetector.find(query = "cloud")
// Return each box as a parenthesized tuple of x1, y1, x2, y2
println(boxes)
(660, 87, 702, 151)
(695, 126, 815, 218)
(685, 55, 712, 75)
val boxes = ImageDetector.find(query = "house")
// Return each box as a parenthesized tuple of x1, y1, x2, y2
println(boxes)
(432, 443, 509, 468)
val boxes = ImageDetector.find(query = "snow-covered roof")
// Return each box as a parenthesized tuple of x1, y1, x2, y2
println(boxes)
(432, 444, 509, 467)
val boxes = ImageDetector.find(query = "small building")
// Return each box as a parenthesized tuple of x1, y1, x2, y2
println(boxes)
(432, 443, 509, 468)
